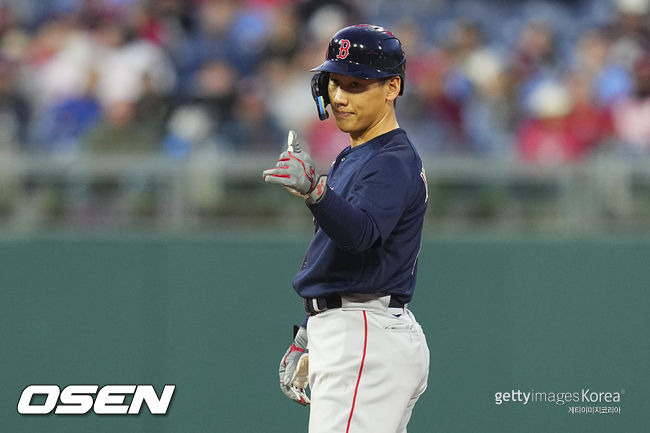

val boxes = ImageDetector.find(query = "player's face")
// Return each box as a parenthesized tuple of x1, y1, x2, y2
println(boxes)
(328, 73, 398, 144)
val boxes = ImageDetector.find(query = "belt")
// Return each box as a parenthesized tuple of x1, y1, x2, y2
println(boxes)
(304, 294, 404, 316)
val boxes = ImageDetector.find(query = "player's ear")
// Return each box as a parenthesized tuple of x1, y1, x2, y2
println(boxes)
(385, 76, 401, 102)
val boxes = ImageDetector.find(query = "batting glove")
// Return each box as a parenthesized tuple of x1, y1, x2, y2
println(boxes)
(279, 325, 310, 406)
(263, 130, 327, 204)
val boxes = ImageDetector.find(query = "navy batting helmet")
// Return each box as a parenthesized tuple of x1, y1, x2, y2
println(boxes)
(310, 24, 406, 120)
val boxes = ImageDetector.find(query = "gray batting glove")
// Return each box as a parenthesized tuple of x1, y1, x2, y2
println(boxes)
(279, 325, 310, 406)
(263, 131, 327, 203)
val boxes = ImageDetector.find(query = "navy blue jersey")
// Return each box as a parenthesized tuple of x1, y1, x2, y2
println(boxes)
(292, 128, 428, 304)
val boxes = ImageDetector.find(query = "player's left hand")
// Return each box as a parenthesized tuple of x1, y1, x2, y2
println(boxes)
(279, 325, 310, 406)
(263, 130, 327, 203)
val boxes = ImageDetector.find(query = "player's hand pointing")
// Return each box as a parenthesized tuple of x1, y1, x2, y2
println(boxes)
(263, 130, 327, 203)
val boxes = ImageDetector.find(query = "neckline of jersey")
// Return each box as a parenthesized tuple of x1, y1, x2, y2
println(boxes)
(341, 128, 404, 156)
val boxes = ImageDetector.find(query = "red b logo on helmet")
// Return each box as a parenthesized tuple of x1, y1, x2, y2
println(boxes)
(336, 39, 351, 59)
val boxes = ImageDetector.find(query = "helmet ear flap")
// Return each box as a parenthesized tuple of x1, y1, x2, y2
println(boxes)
(311, 72, 330, 120)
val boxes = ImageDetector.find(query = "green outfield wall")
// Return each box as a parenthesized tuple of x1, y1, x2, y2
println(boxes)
(1, 234, 648, 432)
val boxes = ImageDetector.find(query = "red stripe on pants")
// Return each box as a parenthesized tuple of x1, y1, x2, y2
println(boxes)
(346, 310, 368, 433)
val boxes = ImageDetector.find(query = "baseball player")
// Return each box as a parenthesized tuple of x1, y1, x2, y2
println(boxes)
(263, 24, 430, 433)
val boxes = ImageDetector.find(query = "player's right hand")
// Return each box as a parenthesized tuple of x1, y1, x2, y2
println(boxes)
(262, 130, 319, 196)
(279, 325, 310, 406)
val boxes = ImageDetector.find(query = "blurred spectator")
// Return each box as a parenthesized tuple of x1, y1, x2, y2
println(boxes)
(448, 19, 484, 66)
(126, 0, 169, 46)
(94, 19, 176, 106)
(24, 15, 95, 110)
(136, 70, 172, 131)
(607, 0, 650, 69)
(407, 46, 472, 153)
(611, 52, 650, 152)
(29, 68, 102, 154)
(510, 20, 563, 114)
(516, 79, 605, 164)
(0, 5, 31, 64)
(0, 3, 12, 36)
(222, 79, 284, 153)
(463, 49, 517, 154)
(266, 43, 322, 138)
(565, 71, 613, 151)
(511, 20, 560, 79)
(174, 0, 269, 92)
(260, 4, 301, 62)
(0, 57, 29, 153)
(163, 103, 215, 159)
(81, 99, 160, 154)
(388, 18, 449, 155)
(298, 0, 359, 44)
(193, 58, 237, 117)
(574, 28, 632, 107)
(163, 58, 237, 158)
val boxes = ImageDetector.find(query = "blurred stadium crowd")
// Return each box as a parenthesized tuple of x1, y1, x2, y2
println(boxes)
(0, 0, 649, 167)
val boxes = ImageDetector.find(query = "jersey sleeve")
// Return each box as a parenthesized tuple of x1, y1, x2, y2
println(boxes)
(307, 151, 412, 253)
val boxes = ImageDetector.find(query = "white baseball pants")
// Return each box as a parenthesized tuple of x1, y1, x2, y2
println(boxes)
(307, 294, 430, 433)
